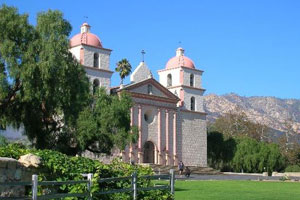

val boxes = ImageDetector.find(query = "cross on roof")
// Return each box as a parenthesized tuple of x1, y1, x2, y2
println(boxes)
(141, 50, 146, 62)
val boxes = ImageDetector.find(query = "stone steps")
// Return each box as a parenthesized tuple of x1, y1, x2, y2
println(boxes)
(140, 163, 220, 175)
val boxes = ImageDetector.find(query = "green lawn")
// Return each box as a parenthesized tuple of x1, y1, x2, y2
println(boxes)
(172, 180, 300, 200)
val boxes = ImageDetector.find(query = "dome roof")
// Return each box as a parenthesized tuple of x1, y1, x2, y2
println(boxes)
(70, 23, 103, 48)
(165, 47, 195, 69)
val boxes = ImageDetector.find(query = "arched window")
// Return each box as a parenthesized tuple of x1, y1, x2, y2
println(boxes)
(80, 48, 84, 64)
(93, 79, 99, 94)
(190, 74, 194, 87)
(93, 53, 99, 68)
(147, 84, 152, 94)
(167, 74, 172, 87)
(191, 96, 195, 111)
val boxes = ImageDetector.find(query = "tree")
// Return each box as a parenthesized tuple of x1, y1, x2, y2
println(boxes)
(0, 135, 8, 147)
(209, 110, 270, 141)
(115, 59, 132, 85)
(278, 134, 300, 166)
(232, 137, 285, 173)
(76, 88, 138, 154)
(277, 118, 300, 166)
(0, 5, 90, 152)
(207, 131, 236, 170)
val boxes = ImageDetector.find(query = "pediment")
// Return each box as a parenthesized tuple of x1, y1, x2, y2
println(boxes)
(121, 78, 180, 102)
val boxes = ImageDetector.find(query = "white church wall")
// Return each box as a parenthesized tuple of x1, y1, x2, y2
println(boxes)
(69, 45, 81, 62)
(168, 88, 180, 98)
(158, 68, 181, 87)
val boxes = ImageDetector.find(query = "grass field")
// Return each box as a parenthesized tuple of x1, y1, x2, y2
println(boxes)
(170, 180, 300, 200)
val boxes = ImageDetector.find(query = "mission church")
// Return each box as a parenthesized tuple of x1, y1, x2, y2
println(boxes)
(69, 23, 207, 167)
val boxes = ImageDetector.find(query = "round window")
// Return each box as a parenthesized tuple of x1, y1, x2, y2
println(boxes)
(144, 110, 154, 123)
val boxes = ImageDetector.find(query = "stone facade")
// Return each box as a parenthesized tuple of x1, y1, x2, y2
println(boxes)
(82, 45, 111, 71)
(130, 62, 152, 83)
(113, 51, 207, 166)
(179, 110, 207, 166)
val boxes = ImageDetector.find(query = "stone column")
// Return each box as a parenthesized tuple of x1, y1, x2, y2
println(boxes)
(154, 145, 158, 164)
(138, 105, 143, 163)
(165, 109, 169, 165)
(129, 107, 134, 162)
(173, 112, 178, 166)
(157, 108, 162, 165)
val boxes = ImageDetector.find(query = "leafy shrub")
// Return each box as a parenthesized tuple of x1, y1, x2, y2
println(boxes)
(0, 143, 32, 158)
(0, 145, 173, 200)
(279, 175, 290, 181)
(285, 165, 300, 172)
(0, 135, 8, 147)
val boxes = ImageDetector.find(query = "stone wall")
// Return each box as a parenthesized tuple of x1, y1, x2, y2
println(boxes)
(182, 86, 205, 112)
(0, 157, 36, 197)
(85, 67, 112, 92)
(83, 45, 111, 70)
(180, 111, 207, 167)
(81, 148, 121, 164)
(181, 67, 203, 89)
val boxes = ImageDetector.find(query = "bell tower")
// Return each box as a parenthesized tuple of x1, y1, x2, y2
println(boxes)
(158, 47, 205, 112)
(69, 23, 113, 93)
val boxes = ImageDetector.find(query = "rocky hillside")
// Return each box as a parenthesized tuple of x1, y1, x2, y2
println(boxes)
(204, 93, 300, 134)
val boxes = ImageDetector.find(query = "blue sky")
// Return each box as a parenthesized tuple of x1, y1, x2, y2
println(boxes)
(2, 0, 300, 99)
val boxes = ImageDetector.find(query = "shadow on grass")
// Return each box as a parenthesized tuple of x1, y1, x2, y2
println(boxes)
(153, 181, 189, 192)
(175, 187, 189, 192)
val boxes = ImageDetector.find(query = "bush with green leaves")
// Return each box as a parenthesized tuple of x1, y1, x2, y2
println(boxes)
(285, 165, 300, 172)
(0, 143, 31, 158)
(0, 145, 173, 200)
(0, 135, 8, 147)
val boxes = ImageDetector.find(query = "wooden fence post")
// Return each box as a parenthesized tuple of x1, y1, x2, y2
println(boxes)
(132, 171, 137, 200)
(32, 174, 38, 200)
(169, 169, 175, 195)
(87, 173, 93, 200)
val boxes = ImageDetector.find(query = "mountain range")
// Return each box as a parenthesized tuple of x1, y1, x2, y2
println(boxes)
(204, 93, 300, 135)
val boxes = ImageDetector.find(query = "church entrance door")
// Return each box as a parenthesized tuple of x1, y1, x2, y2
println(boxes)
(143, 141, 155, 163)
